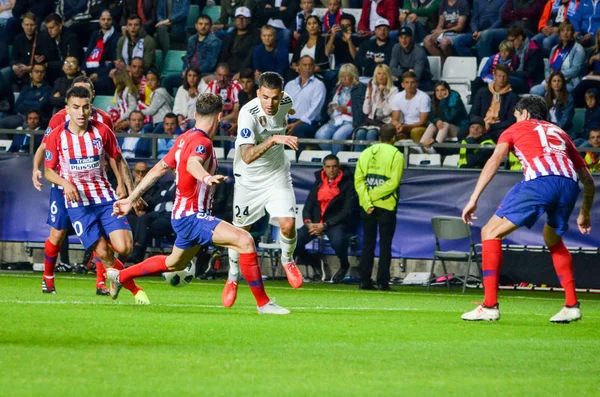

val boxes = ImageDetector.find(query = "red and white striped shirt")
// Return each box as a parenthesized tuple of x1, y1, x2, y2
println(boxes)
(44, 119, 120, 208)
(203, 80, 242, 116)
(498, 120, 586, 182)
(162, 128, 218, 219)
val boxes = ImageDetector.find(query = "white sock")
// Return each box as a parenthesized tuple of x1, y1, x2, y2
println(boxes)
(279, 231, 297, 265)
(227, 248, 240, 282)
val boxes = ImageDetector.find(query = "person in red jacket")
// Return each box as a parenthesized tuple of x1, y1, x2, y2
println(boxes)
(357, 0, 400, 38)
(533, 0, 580, 56)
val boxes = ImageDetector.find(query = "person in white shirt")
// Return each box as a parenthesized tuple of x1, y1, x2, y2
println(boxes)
(391, 71, 431, 142)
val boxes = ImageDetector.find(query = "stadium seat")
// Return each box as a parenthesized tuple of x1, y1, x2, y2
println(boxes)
(214, 147, 225, 159)
(442, 57, 477, 86)
(427, 56, 441, 81)
(0, 139, 11, 152)
(428, 216, 481, 293)
(226, 148, 235, 160)
(92, 95, 114, 112)
(155, 49, 164, 73)
(187, 5, 200, 32)
(285, 149, 297, 163)
(408, 153, 441, 167)
(572, 108, 585, 135)
(203, 5, 221, 23)
(442, 154, 460, 167)
(477, 57, 489, 77)
(162, 50, 186, 77)
(298, 150, 332, 164)
(337, 151, 360, 164)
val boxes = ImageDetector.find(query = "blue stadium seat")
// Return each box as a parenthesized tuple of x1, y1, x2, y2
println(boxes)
(203, 5, 221, 23)
(572, 108, 585, 136)
(92, 95, 114, 112)
(162, 50, 186, 77)
(155, 49, 164, 73)
(187, 5, 200, 31)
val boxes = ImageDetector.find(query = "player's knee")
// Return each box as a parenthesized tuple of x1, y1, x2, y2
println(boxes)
(279, 220, 295, 237)
(95, 245, 111, 262)
(49, 228, 66, 245)
(481, 223, 499, 240)
(111, 239, 133, 257)
(236, 231, 256, 253)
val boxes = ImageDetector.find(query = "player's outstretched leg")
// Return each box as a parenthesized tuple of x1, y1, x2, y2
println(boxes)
(278, 218, 302, 289)
(222, 248, 240, 307)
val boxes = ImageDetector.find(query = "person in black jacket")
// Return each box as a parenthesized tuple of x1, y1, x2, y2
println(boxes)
(0, 12, 40, 90)
(120, 0, 158, 36)
(254, 0, 299, 49)
(218, 7, 260, 77)
(506, 25, 545, 94)
(82, 10, 120, 95)
(38, 13, 82, 82)
(294, 154, 358, 283)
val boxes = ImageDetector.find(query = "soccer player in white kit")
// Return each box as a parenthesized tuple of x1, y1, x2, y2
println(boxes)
(222, 72, 303, 308)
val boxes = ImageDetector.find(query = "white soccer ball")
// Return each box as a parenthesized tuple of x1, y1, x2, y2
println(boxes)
(162, 261, 196, 287)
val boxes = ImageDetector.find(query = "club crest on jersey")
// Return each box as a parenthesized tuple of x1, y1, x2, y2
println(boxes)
(92, 138, 102, 150)
(240, 128, 252, 139)
(195, 145, 206, 154)
(44, 150, 53, 161)
(259, 116, 267, 127)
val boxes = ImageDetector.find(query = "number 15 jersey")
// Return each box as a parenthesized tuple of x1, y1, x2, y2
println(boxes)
(234, 94, 294, 188)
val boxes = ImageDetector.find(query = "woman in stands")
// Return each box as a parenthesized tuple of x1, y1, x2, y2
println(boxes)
(419, 80, 468, 153)
(173, 67, 207, 131)
(546, 71, 576, 141)
(139, 69, 173, 133)
(289, 15, 329, 80)
(315, 64, 366, 154)
(354, 64, 398, 151)
(111, 69, 139, 132)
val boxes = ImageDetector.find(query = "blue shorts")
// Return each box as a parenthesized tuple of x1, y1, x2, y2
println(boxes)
(67, 202, 131, 249)
(172, 213, 223, 250)
(47, 186, 71, 230)
(495, 176, 580, 236)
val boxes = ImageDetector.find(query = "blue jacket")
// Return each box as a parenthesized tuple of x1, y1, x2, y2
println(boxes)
(184, 33, 222, 74)
(118, 135, 152, 159)
(551, 94, 575, 135)
(571, 0, 600, 35)
(428, 90, 469, 131)
(157, 0, 190, 36)
(82, 28, 120, 76)
(480, 53, 517, 81)
(16, 83, 53, 118)
(253, 44, 289, 76)
(546, 41, 585, 87)
(471, 0, 507, 32)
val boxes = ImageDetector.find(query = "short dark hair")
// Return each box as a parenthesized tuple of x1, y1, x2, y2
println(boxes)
(507, 25, 525, 40)
(402, 71, 417, 81)
(197, 14, 212, 24)
(380, 124, 396, 142)
(494, 64, 511, 76)
(323, 154, 339, 164)
(44, 13, 63, 25)
(340, 14, 355, 26)
(183, 67, 201, 90)
(66, 86, 92, 102)
(215, 62, 230, 73)
(257, 72, 284, 91)
(32, 62, 47, 70)
(164, 112, 177, 122)
(515, 95, 548, 121)
(72, 75, 95, 91)
(239, 68, 255, 80)
(129, 110, 144, 119)
(195, 93, 223, 117)
(127, 15, 142, 23)
(26, 109, 41, 118)
(131, 56, 144, 65)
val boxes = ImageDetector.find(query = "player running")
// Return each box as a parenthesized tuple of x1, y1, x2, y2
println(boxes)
(461, 96, 595, 323)
(32, 76, 122, 295)
(43, 86, 148, 304)
(109, 93, 290, 314)
(222, 72, 302, 308)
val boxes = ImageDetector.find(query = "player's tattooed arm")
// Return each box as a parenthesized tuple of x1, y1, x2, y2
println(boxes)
(127, 160, 172, 203)
(114, 154, 135, 195)
(578, 167, 595, 215)
(240, 135, 299, 164)
(108, 156, 126, 198)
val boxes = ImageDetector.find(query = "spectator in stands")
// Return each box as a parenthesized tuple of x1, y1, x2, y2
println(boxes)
(173, 67, 207, 130)
(116, 15, 156, 71)
(321, 0, 349, 35)
(119, 110, 151, 158)
(391, 71, 431, 142)
(354, 64, 398, 151)
(238, 68, 257, 108)
(354, 123, 403, 291)
(530, 22, 584, 96)
(284, 55, 327, 140)
(120, 0, 158, 37)
(38, 13, 82, 82)
(506, 25, 545, 94)
(0, 78, 15, 121)
(419, 80, 468, 152)
(253, 25, 290, 78)
(9, 109, 42, 153)
(316, 64, 366, 154)
(154, 0, 190, 52)
(534, 0, 579, 57)
(82, 10, 119, 96)
(325, 14, 359, 82)
(468, 64, 517, 141)
(111, 69, 139, 132)
(389, 27, 433, 91)
(255, 0, 298, 49)
(55, 0, 99, 38)
(0, 12, 38, 90)
(357, 0, 399, 39)
(184, 15, 222, 75)
(422, 0, 470, 64)
(140, 69, 173, 133)
(219, 7, 260, 77)
(212, 0, 257, 37)
(399, 0, 440, 44)
(477, 0, 547, 58)
(583, 88, 600, 142)
(571, 0, 600, 47)
(129, 57, 149, 103)
(584, 129, 600, 172)
(0, 63, 52, 129)
(50, 56, 82, 113)
(471, 40, 517, 95)
(290, 15, 330, 79)
(571, 29, 600, 107)
(291, 0, 317, 40)
(295, 154, 358, 283)
(451, 0, 506, 57)
(355, 18, 394, 77)
(205, 62, 242, 144)
(546, 71, 576, 140)
(457, 116, 495, 169)
(157, 113, 182, 157)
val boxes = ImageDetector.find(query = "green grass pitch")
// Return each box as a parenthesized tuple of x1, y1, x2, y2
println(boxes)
(1, 272, 599, 396)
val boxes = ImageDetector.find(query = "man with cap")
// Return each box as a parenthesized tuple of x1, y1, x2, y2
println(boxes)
(355, 18, 395, 77)
(389, 27, 433, 91)
(219, 7, 261, 77)
(458, 116, 496, 169)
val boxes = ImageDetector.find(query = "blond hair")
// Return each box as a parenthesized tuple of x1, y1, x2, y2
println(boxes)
(372, 64, 394, 92)
(336, 63, 359, 87)
(498, 40, 514, 54)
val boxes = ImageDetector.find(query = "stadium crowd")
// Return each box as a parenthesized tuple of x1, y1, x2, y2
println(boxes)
(0, 0, 599, 169)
